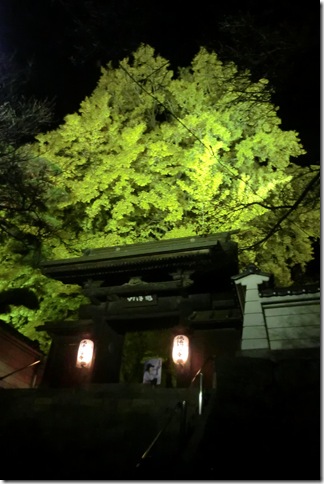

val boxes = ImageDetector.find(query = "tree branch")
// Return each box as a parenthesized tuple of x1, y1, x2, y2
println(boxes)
(239, 171, 320, 251)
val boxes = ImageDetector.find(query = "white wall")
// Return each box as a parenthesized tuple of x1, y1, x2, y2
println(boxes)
(262, 298, 320, 350)
(234, 273, 320, 353)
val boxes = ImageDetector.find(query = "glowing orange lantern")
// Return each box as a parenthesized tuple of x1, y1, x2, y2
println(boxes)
(172, 335, 189, 365)
(76, 339, 94, 369)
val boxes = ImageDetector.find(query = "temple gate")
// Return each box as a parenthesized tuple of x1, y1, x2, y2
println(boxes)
(38, 233, 243, 387)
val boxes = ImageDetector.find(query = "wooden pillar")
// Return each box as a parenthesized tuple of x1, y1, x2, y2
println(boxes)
(90, 317, 124, 384)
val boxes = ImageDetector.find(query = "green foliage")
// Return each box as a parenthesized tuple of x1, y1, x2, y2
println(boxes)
(2, 44, 319, 350)
(0, 243, 89, 353)
(33, 44, 318, 287)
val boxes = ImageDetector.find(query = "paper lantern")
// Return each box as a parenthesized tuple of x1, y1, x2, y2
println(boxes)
(172, 335, 189, 365)
(76, 339, 94, 369)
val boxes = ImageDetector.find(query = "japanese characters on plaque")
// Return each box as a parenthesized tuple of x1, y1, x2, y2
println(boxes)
(125, 294, 157, 306)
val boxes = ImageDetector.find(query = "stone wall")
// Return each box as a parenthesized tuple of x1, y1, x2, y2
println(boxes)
(0, 349, 319, 480)
(0, 384, 201, 480)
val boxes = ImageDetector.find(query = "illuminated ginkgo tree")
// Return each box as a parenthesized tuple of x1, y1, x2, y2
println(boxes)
(34, 44, 319, 284)
(1, 44, 319, 352)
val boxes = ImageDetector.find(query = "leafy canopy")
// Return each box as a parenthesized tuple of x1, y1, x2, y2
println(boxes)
(1, 43, 319, 352)
(34, 44, 319, 285)
(0, 240, 88, 353)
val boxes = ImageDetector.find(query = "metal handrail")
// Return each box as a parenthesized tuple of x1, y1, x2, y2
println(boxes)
(190, 355, 215, 386)
(135, 356, 217, 471)
(190, 355, 216, 415)
(0, 359, 41, 381)
(135, 400, 187, 470)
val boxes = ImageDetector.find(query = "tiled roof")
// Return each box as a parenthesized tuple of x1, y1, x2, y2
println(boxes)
(42, 233, 236, 267)
(232, 264, 320, 300)
(231, 263, 272, 281)
(40, 233, 239, 284)
(259, 283, 320, 297)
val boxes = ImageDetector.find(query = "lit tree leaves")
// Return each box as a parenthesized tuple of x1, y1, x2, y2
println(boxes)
(32, 44, 318, 285)
(0, 243, 89, 353)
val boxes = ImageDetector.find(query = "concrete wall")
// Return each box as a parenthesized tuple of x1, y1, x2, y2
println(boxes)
(191, 350, 320, 480)
(233, 273, 320, 354)
(263, 298, 320, 350)
(234, 273, 272, 352)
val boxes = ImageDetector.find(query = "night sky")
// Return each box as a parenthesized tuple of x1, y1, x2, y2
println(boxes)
(0, 0, 320, 166)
